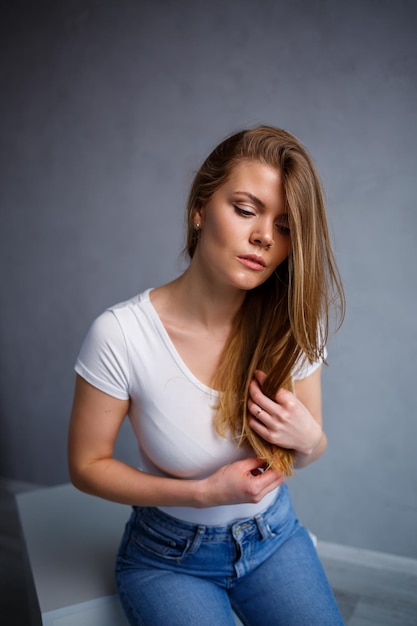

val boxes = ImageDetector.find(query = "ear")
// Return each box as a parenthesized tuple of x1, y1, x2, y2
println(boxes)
(192, 206, 205, 229)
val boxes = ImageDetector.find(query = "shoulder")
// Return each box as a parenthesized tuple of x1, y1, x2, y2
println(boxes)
(75, 289, 154, 396)
(108, 288, 152, 320)
(292, 346, 327, 381)
(78, 287, 156, 353)
(89, 289, 153, 339)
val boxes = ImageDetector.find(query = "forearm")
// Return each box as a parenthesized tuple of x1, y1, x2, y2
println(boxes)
(69, 455, 285, 510)
(293, 430, 327, 470)
(69, 457, 205, 508)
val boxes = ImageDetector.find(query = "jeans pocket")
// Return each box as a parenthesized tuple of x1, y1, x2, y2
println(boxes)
(131, 517, 191, 561)
(263, 485, 297, 539)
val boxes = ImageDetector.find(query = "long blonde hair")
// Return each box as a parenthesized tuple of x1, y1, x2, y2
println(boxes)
(185, 126, 345, 474)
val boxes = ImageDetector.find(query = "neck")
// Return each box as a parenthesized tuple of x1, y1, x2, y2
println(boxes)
(164, 267, 245, 332)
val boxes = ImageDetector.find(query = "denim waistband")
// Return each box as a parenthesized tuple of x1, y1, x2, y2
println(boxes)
(132, 483, 290, 543)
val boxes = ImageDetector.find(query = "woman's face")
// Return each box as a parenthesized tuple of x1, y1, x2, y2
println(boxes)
(192, 160, 290, 292)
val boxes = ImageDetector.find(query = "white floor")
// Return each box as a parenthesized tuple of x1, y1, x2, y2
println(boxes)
(319, 542, 417, 625)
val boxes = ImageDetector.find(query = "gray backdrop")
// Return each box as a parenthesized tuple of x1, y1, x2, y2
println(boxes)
(1, 0, 416, 559)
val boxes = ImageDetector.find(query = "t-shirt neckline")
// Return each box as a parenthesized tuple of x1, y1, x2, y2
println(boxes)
(143, 288, 219, 396)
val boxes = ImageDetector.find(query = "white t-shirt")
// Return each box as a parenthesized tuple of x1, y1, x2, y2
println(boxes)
(75, 288, 323, 525)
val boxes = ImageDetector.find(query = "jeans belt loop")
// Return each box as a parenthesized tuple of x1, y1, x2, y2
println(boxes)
(188, 524, 206, 554)
(254, 513, 273, 541)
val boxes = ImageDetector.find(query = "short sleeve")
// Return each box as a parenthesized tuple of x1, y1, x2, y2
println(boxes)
(75, 310, 130, 400)
(292, 346, 327, 381)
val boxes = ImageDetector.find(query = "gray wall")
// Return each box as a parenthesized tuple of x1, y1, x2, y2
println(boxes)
(1, 0, 416, 559)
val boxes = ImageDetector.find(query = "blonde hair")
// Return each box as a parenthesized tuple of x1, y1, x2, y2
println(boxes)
(185, 126, 345, 474)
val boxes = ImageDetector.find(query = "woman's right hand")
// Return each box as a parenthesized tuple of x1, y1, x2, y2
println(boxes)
(198, 457, 285, 508)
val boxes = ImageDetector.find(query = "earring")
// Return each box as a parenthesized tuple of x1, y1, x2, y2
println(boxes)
(194, 223, 201, 230)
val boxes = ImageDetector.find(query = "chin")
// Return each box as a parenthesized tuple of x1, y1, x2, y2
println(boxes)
(233, 277, 268, 292)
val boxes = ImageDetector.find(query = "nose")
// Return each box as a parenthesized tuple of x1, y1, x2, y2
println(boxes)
(250, 221, 275, 249)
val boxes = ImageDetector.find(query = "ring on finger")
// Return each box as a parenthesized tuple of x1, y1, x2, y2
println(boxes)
(256, 407, 263, 417)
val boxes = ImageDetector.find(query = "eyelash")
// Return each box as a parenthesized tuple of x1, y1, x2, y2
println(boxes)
(234, 206, 254, 218)
(277, 225, 291, 236)
(234, 205, 290, 235)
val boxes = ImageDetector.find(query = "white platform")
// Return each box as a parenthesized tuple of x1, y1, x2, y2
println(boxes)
(16, 483, 244, 626)
(17, 484, 130, 625)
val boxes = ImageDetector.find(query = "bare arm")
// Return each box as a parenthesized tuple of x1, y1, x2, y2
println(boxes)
(68, 375, 284, 508)
(247, 367, 327, 470)
(291, 368, 327, 468)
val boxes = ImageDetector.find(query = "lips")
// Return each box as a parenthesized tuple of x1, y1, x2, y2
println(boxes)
(237, 255, 266, 270)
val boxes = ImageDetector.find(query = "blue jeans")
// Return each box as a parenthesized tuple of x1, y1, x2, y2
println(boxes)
(115, 485, 344, 625)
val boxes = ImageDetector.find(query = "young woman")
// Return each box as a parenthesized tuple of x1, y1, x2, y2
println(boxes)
(68, 126, 345, 625)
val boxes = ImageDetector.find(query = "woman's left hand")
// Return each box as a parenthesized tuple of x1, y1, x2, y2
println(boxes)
(248, 370, 323, 456)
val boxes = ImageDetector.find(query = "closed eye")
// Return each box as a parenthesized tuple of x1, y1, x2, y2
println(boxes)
(234, 205, 255, 217)
(276, 224, 290, 236)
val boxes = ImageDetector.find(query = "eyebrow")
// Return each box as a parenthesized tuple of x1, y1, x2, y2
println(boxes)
(235, 191, 266, 208)
(276, 213, 289, 223)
